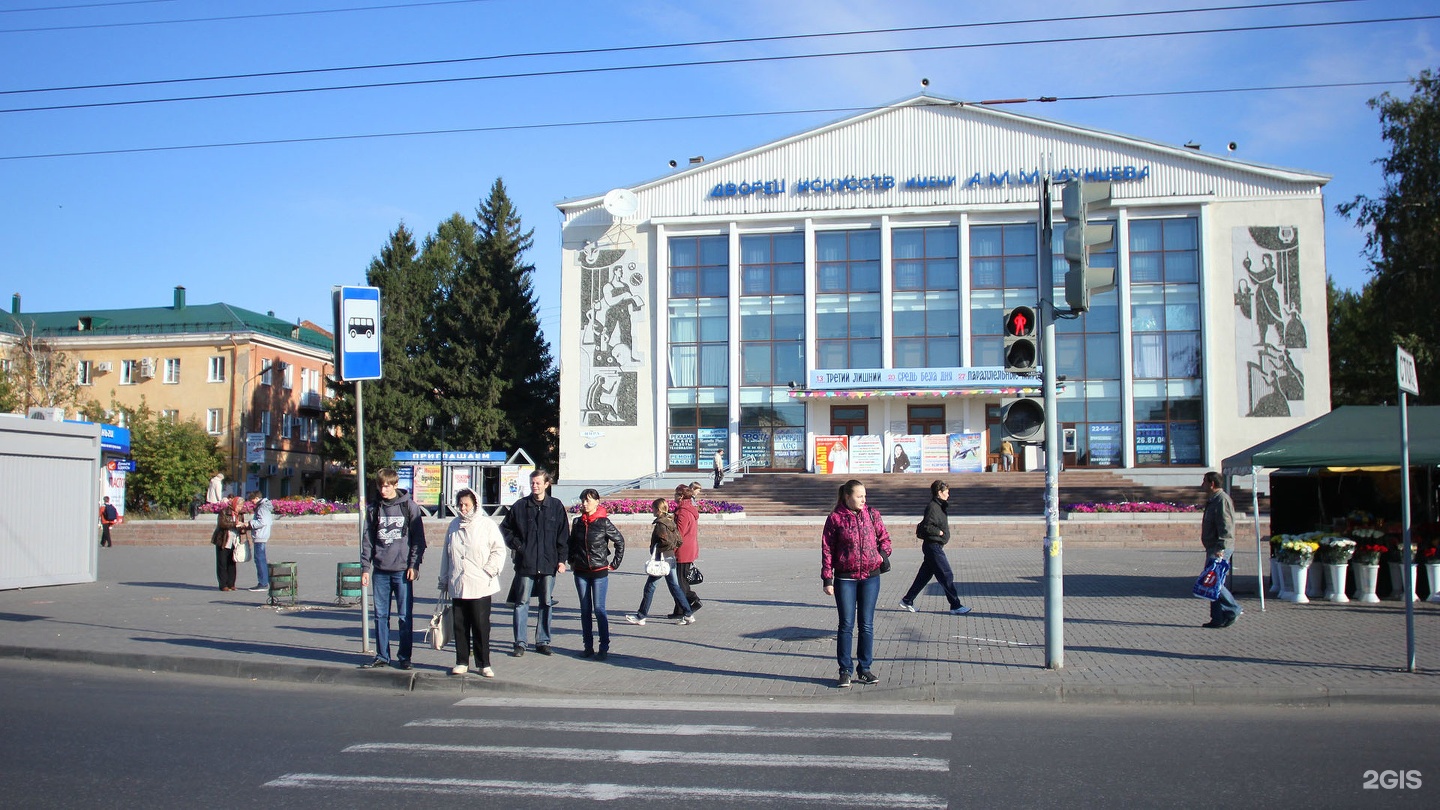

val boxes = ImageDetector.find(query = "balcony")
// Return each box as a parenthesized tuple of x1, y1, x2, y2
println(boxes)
(298, 391, 326, 412)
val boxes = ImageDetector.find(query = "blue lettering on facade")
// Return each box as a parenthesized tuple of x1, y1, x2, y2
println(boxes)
(708, 165, 1149, 199)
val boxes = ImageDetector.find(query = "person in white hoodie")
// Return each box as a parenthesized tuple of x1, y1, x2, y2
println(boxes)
(439, 488, 506, 677)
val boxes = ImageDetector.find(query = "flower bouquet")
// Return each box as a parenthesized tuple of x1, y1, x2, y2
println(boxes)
(1317, 536, 1356, 565)
(1268, 535, 1283, 559)
(1275, 536, 1319, 566)
(1352, 543, 1387, 565)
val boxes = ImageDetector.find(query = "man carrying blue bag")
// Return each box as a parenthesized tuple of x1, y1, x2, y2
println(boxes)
(1198, 471, 1240, 628)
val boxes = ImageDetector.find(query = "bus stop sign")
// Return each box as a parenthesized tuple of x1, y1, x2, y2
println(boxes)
(334, 286, 382, 381)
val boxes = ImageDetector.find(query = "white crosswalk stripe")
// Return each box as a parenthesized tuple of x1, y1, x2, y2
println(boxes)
(264, 697, 952, 807)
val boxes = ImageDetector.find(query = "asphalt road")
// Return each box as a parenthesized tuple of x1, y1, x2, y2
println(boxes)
(2, 660, 1435, 809)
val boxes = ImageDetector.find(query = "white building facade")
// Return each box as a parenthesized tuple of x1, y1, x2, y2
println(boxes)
(556, 95, 1330, 485)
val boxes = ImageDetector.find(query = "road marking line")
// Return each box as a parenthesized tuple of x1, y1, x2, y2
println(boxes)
(344, 743, 948, 772)
(265, 774, 947, 808)
(407, 718, 950, 742)
(952, 635, 1040, 647)
(453, 696, 954, 715)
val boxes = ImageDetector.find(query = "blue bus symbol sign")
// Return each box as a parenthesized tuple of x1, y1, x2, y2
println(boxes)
(335, 286, 382, 381)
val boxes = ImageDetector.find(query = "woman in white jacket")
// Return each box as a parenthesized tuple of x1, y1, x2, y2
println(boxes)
(439, 488, 506, 677)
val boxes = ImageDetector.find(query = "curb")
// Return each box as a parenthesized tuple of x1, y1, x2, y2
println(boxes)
(4, 644, 1435, 707)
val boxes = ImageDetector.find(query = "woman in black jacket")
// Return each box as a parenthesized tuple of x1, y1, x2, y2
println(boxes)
(899, 480, 971, 615)
(569, 488, 625, 660)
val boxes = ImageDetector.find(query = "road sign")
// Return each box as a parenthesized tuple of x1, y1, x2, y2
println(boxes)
(1397, 346, 1419, 396)
(334, 286, 382, 381)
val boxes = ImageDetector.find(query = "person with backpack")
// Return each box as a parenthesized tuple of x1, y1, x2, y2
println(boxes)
(98, 496, 119, 548)
(360, 467, 427, 670)
(899, 480, 972, 615)
(625, 498, 695, 628)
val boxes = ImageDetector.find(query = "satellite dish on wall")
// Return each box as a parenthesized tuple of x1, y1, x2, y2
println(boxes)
(602, 188, 639, 220)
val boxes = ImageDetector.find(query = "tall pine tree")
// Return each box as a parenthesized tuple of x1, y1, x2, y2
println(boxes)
(476, 179, 559, 469)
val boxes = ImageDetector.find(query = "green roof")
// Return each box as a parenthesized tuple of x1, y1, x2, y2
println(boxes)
(1222, 406, 1440, 471)
(2, 301, 332, 352)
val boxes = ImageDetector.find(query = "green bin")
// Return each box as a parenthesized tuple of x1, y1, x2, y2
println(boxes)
(337, 562, 363, 606)
(268, 561, 298, 606)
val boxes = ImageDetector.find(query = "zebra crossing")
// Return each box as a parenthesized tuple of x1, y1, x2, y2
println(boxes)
(264, 697, 954, 808)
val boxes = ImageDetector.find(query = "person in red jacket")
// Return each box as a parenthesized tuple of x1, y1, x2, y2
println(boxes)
(821, 479, 892, 689)
(98, 496, 119, 548)
(670, 482, 703, 618)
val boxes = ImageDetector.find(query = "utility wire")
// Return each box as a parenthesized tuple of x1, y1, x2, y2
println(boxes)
(2, 12, 1431, 115)
(1, 0, 1367, 95)
(0, 82, 1408, 162)
(1, 0, 178, 13)
(0, 0, 495, 32)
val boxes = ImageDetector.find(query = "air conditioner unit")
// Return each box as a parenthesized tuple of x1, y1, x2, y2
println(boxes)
(264, 464, 279, 476)
(139, 358, 156, 378)
(27, 407, 65, 421)
(94, 361, 113, 373)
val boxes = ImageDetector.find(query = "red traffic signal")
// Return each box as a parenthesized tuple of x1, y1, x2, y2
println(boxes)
(1003, 305, 1039, 374)
(1004, 306, 1036, 338)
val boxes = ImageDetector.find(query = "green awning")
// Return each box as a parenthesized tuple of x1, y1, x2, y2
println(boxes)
(1222, 406, 1440, 473)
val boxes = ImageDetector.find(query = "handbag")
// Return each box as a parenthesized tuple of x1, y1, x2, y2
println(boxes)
(686, 564, 704, 586)
(232, 540, 250, 563)
(645, 550, 671, 578)
(426, 588, 452, 650)
(1192, 557, 1231, 601)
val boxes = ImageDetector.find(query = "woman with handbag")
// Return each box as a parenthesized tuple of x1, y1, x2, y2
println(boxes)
(669, 482, 703, 618)
(569, 489, 625, 661)
(821, 479, 892, 689)
(211, 497, 245, 591)
(625, 498, 695, 628)
(439, 489, 506, 677)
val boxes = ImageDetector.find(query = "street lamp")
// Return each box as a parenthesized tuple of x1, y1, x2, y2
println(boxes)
(234, 358, 284, 496)
(426, 414, 460, 517)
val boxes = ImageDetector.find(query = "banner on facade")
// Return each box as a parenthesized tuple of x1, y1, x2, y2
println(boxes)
(814, 436, 849, 474)
(887, 435, 921, 473)
(499, 464, 534, 502)
(947, 433, 985, 473)
(412, 464, 442, 507)
(920, 435, 950, 473)
(849, 435, 884, 474)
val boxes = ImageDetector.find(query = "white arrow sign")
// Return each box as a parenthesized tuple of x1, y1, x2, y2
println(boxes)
(1397, 346, 1419, 397)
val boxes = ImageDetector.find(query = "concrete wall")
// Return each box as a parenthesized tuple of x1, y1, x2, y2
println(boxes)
(0, 416, 101, 589)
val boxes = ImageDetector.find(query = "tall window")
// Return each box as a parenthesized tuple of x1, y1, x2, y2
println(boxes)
(738, 232, 806, 470)
(892, 226, 960, 368)
(163, 358, 180, 384)
(207, 408, 223, 434)
(160, 409, 178, 422)
(121, 359, 138, 385)
(969, 224, 1038, 368)
(815, 229, 881, 369)
(260, 359, 274, 386)
(208, 356, 226, 383)
(281, 413, 294, 439)
(282, 362, 294, 389)
(1051, 223, 1121, 467)
(1130, 217, 1203, 465)
(667, 235, 729, 469)
(77, 360, 93, 386)
(259, 410, 271, 436)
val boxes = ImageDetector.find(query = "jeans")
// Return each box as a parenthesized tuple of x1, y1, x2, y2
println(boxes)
(252, 541, 269, 588)
(638, 559, 690, 618)
(574, 574, 610, 653)
(833, 575, 880, 674)
(511, 574, 555, 647)
(903, 542, 962, 609)
(371, 570, 413, 664)
(1208, 549, 1240, 623)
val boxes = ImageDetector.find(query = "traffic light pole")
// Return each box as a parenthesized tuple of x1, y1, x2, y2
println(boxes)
(1039, 176, 1064, 669)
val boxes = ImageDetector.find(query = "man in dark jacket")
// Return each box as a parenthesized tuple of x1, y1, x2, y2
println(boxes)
(899, 480, 971, 615)
(1200, 471, 1240, 628)
(360, 467, 426, 669)
(499, 468, 569, 657)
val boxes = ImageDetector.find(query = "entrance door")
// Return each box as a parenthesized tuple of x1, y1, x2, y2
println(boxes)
(829, 405, 868, 436)
(907, 405, 945, 435)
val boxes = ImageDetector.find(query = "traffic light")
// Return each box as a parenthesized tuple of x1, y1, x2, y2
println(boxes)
(1000, 397, 1044, 442)
(1061, 180, 1116, 313)
(1003, 305, 1038, 374)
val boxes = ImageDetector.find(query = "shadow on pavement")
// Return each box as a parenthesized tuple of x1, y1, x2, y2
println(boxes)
(120, 581, 219, 592)
(130, 635, 359, 665)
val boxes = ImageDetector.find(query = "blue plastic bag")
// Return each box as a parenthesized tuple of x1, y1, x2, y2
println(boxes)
(1192, 557, 1231, 601)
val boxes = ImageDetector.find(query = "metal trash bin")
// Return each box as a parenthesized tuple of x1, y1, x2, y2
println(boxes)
(268, 561, 298, 606)
(336, 561, 363, 606)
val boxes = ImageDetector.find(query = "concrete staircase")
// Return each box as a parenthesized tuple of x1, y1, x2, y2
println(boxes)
(625, 470, 1263, 518)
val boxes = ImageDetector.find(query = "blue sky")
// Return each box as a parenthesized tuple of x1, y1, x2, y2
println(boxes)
(2, 0, 1437, 348)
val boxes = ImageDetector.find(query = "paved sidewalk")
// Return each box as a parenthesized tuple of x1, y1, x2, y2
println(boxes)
(1, 543, 1437, 704)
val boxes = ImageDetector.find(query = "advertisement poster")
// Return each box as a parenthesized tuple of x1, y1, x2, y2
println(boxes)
(103, 469, 127, 516)
(245, 433, 266, 464)
(774, 427, 806, 468)
(1135, 423, 1167, 465)
(397, 466, 415, 494)
(947, 433, 985, 473)
(668, 431, 696, 468)
(920, 435, 950, 473)
(412, 464, 442, 507)
(849, 435, 884, 474)
(1088, 423, 1121, 467)
(452, 467, 473, 503)
(888, 435, 921, 473)
(740, 429, 770, 469)
(499, 464, 534, 502)
(697, 428, 728, 461)
(814, 436, 849, 474)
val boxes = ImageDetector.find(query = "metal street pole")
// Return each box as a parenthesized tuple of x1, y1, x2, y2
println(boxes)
(357, 379, 370, 654)
(1401, 387, 1415, 672)
(1039, 174, 1063, 669)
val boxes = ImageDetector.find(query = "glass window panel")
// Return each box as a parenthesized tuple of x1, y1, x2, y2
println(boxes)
(774, 344, 804, 384)
(774, 266, 804, 294)
(851, 340, 882, 368)
(851, 230, 880, 260)
(669, 239, 696, 266)
(927, 306, 959, 337)
(700, 236, 728, 265)
(1165, 251, 1198, 282)
(775, 234, 804, 262)
(972, 337, 1001, 367)
(970, 225, 1003, 256)
(668, 387, 698, 405)
(816, 232, 847, 262)
(1129, 220, 1163, 252)
(697, 387, 728, 405)
(1170, 396, 1203, 421)
(1133, 398, 1167, 421)
(892, 290, 926, 313)
(969, 289, 1003, 333)
(892, 229, 924, 260)
(670, 346, 697, 387)
(669, 406, 697, 427)
(1086, 334, 1120, 379)
(1004, 257, 1037, 288)
(927, 338, 960, 367)
(1133, 334, 1166, 378)
(1087, 397, 1121, 422)
(740, 236, 769, 265)
(817, 340, 847, 369)
(1130, 253, 1163, 283)
(817, 263, 847, 291)
(850, 261, 881, 292)
(1163, 218, 1198, 250)
(1085, 296, 1120, 333)
(894, 261, 925, 290)
(970, 258, 1003, 288)
(927, 259, 959, 290)
(699, 346, 728, 386)
(741, 345, 771, 385)
(816, 312, 848, 340)
(1002, 224, 1035, 253)
(850, 309, 882, 339)
(1167, 332, 1201, 378)
(671, 268, 697, 297)
(740, 312, 771, 341)
(698, 406, 728, 427)
(894, 339, 925, 368)
(928, 228, 958, 258)
(1057, 399, 1085, 422)
(1056, 334, 1084, 372)
(699, 267, 729, 297)
(773, 310, 805, 341)
(741, 266, 768, 295)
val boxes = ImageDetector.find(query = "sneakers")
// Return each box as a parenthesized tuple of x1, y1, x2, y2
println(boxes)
(511, 643, 526, 657)
(450, 664, 469, 675)
(899, 600, 917, 613)
(854, 670, 879, 685)
(247, 586, 268, 592)
(536, 645, 553, 656)
(361, 658, 389, 669)
(625, 614, 646, 626)
(837, 670, 852, 688)
(948, 605, 973, 615)
(679, 614, 696, 625)
(479, 666, 495, 678)
(595, 651, 609, 662)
